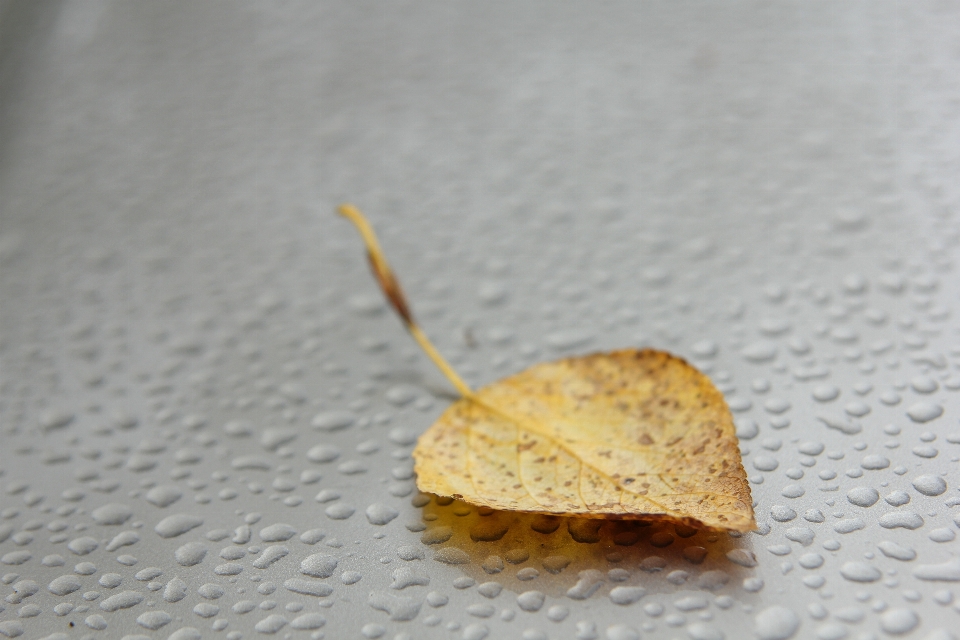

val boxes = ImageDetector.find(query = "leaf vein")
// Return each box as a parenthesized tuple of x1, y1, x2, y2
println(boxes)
(471, 396, 679, 517)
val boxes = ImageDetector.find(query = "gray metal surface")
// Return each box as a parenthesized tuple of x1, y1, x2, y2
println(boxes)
(1, 2, 960, 639)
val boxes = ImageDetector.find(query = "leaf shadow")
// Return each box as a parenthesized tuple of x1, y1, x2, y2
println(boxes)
(412, 494, 759, 600)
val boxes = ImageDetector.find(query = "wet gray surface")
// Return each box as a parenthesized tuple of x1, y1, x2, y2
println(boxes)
(2, 1, 960, 638)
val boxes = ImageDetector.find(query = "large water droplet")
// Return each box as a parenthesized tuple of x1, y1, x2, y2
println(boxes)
(906, 402, 943, 423)
(912, 475, 947, 496)
(754, 605, 800, 640)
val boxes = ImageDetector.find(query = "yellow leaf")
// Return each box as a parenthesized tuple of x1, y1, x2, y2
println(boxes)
(338, 204, 755, 532)
(414, 349, 754, 531)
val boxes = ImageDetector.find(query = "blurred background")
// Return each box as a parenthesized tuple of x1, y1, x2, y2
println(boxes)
(2, 2, 960, 639)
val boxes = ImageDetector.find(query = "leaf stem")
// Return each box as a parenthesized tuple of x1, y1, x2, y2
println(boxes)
(337, 203, 476, 400)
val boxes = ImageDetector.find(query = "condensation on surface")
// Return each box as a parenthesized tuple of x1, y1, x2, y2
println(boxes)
(2, 2, 960, 639)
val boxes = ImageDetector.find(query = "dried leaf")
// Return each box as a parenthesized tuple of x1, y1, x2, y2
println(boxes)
(414, 349, 754, 531)
(338, 204, 755, 531)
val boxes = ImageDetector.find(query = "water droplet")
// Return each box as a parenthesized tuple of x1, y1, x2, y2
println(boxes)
(230, 524, 252, 545)
(478, 281, 508, 305)
(675, 595, 709, 611)
(913, 557, 960, 581)
(609, 586, 646, 605)
(463, 622, 490, 640)
(605, 623, 640, 640)
(420, 526, 453, 545)
(261, 428, 297, 451)
(878, 608, 918, 635)
(781, 485, 804, 499)
(434, 548, 469, 565)
(324, 503, 355, 520)
(312, 411, 356, 431)
(638, 556, 667, 573)
(99, 590, 144, 611)
(687, 622, 725, 640)
(846, 487, 879, 507)
(197, 583, 224, 599)
(541, 555, 571, 574)
(517, 590, 545, 612)
(910, 376, 938, 394)
(39, 410, 75, 432)
(174, 542, 207, 567)
(505, 548, 530, 564)
(912, 444, 939, 458)
(341, 571, 362, 585)
(98, 573, 122, 588)
(907, 402, 943, 423)
(930, 528, 955, 543)
(566, 570, 604, 599)
(812, 385, 839, 402)
(254, 614, 288, 634)
(736, 419, 759, 440)
(798, 553, 824, 569)
(390, 566, 429, 590)
(1, 550, 32, 565)
(145, 486, 183, 508)
(818, 414, 861, 435)
(877, 541, 916, 561)
(84, 614, 108, 630)
(843, 401, 870, 417)
(697, 570, 730, 591)
(91, 503, 133, 525)
(860, 455, 890, 470)
(743, 341, 778, 363)
(764, 398, 790, 414)
(833, 518, 864, 534)
(568, 518, 602, 543)
(785, 527, 815, 546)
(361, 503, 398, 526)
(368, 591, 421, 621)
(840, 562, 881, 582)
(754, 456, 780, 472)
(300, 554, 338, 578)
(67, 537, 99, 556)
(105, 531, 140, 552)
(289, 530, 322, 548)
(650, 531, 675, 547)
(884, 490, 909, 506)
(913, 475, 947, 496)
(879, 512, 924, 530)
(469, 519, 508, 542)
(223, 420, 253, 437)
(252, 545, 289, 569)
(290, 613, 326, 630)
(154, 514, 203, 538)
(193, 602, 220, 618)
(47, 575, 82, 596)
(754, 605, 800, 640)
(681, 546, 707, 564)
(770, 506, 796, 522)
(163, 578, 187, 603)
(691, 340, 718, 358)
(880, 391, 901, 405)
(284, 578, 333, 597)
(136, 610, 172, 630)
